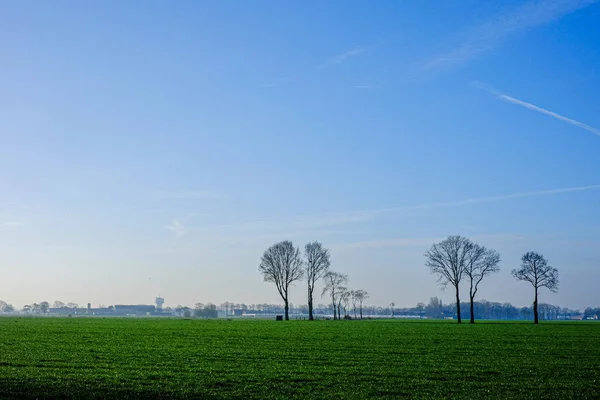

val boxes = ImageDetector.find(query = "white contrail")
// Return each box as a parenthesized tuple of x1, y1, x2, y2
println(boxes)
(473, 81, 600, 137)
(423, 0, 598, 69)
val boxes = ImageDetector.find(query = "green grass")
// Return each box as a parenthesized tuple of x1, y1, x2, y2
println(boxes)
(0, 318, 598, 399)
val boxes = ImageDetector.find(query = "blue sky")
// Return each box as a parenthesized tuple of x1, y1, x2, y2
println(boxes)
(1, 0, 599, 310)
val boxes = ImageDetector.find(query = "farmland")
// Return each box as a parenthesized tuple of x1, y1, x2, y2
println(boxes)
(0, 318, 598, 399)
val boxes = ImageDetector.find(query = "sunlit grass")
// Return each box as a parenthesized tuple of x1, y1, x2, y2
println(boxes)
(0, 318, 598, 399)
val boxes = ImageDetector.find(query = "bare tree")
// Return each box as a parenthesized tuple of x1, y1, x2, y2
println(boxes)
(350, 290, 358, 319)
(67, 302, 78, 309)
(259, 241, 304, 321)
(341, 289, 351, 318)
(389, 302, 395, 318)
(322, 271, 348, 320)
(425, 235, 471, 323)
(511, 251, 558, 324)
(353, 289, 369, 319)
(464, 244, 501, 323)
(304, 241, 331, 321)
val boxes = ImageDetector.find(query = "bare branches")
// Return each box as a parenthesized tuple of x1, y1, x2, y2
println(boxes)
(259, 241, 304, 320)
(512, 251, 559, 324)
(465, 244, 501, 298)
(322, 271, 348, 320)
(352, 289, 368, 319)
(304, 241, 331, 320)
(425, 235, 479, 324)
(512, 252, 559, 293)
(463, 241, 501, 323)
(424, 235, 471, 288)
(305, 242, 331, 286)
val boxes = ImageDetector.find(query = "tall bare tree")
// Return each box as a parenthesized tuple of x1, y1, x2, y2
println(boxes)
(464, 244, 501, 323)
(304, 241, 331, 321)
(350, 290, 358, 319)
(353, 289, 368, 319)
(322, 271, 348, 320)
(425, 235, 471, 323)
(341, 289, 351, 319)
(511, 251, 558, 324)
(259, 241, 304, 320)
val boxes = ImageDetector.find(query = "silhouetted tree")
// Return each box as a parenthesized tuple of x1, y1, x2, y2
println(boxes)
(304, 241, 331, 320)
(512, 251, 559, 324)
(259, 241, 304, 320)
(416, 302, 425, 319)
(322, 271, 348, 320)
(464, 244, 501, 323)
(66, 302, 78, 309)
(336, 287, 348, 319)
(342, 289, 351, 318)
(353, 289, 368, 319)
(425, 236, 471, 323)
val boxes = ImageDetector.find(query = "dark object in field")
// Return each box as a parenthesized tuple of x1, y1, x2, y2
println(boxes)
(276, 315, 283, 321)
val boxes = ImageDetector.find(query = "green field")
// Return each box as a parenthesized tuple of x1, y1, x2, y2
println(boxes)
(0, 318, 598, 399)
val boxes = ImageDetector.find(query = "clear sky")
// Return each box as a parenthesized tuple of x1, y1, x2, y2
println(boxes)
(1, 1, 599, 310)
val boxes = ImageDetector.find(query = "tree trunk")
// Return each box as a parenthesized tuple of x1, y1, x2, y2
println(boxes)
(455, 285, 462, 323)
(360, 304, 363, 319)
(332, 302, 336, 320)
(469, 295, 475, 324)
(284, 300, 289, 321)
(308, 287, 314, 321)
(533, 290, 539, 324)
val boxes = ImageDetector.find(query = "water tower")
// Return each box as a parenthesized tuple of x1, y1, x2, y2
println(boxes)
(155, 296, 164, 311)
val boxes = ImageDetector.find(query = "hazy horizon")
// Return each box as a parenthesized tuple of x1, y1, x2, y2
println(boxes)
(1, 1, 599, 311)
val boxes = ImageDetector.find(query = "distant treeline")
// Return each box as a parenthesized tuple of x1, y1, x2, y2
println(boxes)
(1, 299, 599, 321)
(214, 298, 599, 321)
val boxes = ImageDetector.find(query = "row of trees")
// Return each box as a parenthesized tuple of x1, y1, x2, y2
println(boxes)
(259, 241, 369, 320)
(414, 297, 586, 321)
(425, 235, 559, 324)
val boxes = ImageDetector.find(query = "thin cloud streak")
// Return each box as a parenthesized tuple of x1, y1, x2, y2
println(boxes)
(423, 0, 598, 69)
(153, 190, 223, 200)
(473, 81, 600, 137)
(334, 233, 527, 251)
(179, 184, 600, 238)
(334, 184, 600, 221)
(326, 47, 366, 65)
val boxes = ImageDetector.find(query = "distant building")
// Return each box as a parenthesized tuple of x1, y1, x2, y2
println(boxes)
(155, 297, 164, 311)
(114, 305, 156, 316)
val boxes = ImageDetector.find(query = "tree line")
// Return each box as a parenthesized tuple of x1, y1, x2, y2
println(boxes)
(257, 235, 563, 324)
(425, 235, 559, 324)
(258, 241, 369, 320)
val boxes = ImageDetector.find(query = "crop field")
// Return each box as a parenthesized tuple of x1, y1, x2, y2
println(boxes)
(0, 318, 598, 399)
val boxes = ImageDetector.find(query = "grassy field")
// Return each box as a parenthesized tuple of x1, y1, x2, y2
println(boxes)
(0, 318, 598, 399)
